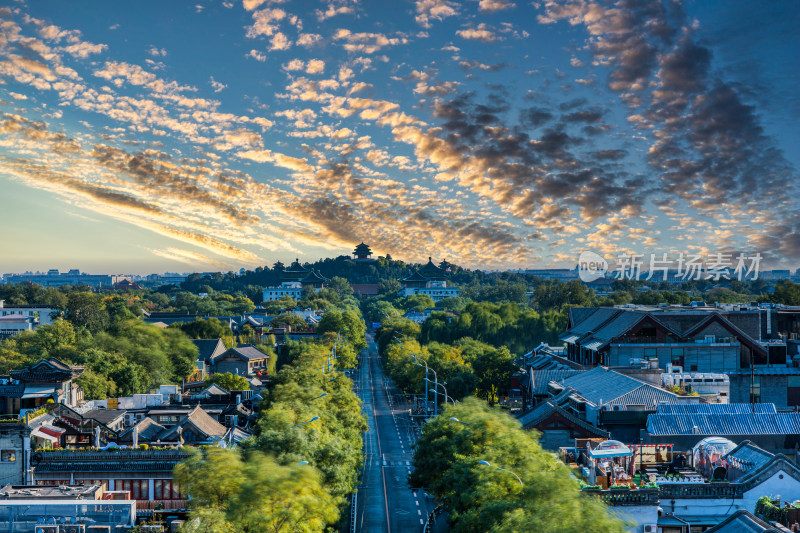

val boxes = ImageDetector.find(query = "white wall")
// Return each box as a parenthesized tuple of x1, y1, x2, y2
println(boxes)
(743, 469, 800, 511)
(608, 504, 659, 532)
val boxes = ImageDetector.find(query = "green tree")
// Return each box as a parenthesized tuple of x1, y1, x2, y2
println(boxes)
(175, 448, 339, 533)
(64, 292, 109, 333)
(75, 369, 118, 400)
(175, 318, 234, 339)
(211, 372, 250, 391)
(411, 399, 625, 533)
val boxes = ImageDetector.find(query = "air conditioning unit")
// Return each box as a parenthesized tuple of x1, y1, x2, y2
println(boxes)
(642, 525, 658, 533)
(225, 415, 236, 427)
(35, 527, 58, 533)
(61, 524, 86, 533)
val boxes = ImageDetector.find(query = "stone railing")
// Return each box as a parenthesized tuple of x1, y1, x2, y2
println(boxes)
(582, 487, 660, 506)
(658, 482, 744, 499)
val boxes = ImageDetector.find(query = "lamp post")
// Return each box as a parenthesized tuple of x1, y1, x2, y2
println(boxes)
(311, 392, 328, 401)
(477, 460, 523, 486)
(414, 360, 438, 417)
(449, 417, 470, 425)
(395, 342, 431, 417)
(429, 388, 455, 406)
(290, 416, 320, 429)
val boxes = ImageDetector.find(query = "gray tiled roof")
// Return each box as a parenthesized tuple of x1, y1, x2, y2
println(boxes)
(557, 367, 681, 408)
(118, 417, 166, 443)
(724, 441, 773, 473)
(83, 408, 125, 426)
(560, 308, 621, 339)
(211, 345, 268, 363)
(529, 370, 582, 395)
(517, 400, 608, 437)
(191, 339, 227, 362)
(704, 509, 784, 532)
(156, 405, 227, 441)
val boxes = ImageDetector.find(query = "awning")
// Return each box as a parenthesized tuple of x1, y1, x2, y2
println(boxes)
(588, 441, 632, 458)
(21, 386, 55, 399)
(31, 428, 60, 443)
(584, 340, 605, 351)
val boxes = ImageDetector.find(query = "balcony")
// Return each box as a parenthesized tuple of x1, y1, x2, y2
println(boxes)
(137, 499, 190, 514)
(581, 487, 660, 506)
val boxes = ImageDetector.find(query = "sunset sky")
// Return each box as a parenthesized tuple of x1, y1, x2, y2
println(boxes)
(0, 0, 798, 274)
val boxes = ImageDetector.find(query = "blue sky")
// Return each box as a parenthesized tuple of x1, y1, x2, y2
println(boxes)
(0, 0, 798, 274)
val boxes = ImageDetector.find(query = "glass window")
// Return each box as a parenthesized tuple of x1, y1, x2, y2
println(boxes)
(644, 348, 657, 357)
(1, 450, 16, 462)
(750, 377, 761, 403)
(671, 348, 684, 356)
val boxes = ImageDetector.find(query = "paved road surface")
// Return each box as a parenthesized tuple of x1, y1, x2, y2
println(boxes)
(354, 336, 434, 533)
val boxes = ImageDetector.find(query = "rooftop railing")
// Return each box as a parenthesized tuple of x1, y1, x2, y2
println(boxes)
(581, 487, 660, 505)
(35, 448, 192, 462)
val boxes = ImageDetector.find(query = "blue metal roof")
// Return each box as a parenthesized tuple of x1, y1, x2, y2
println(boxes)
(655, 404, 777, 415)
(647, 412, 800, 436)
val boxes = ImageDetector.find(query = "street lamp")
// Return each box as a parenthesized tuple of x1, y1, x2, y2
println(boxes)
(415, 361, 438, 416)
(449, 417, 470, 425)
(429, 388, 455, 406)
(429, 380, 456, 405)
(297, 461, 309, 466)
(311, 392, 328, 400)
(290, 416, 320, 429)
(477, 460, 523, 486)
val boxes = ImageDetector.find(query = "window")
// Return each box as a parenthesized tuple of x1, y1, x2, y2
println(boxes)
(690, 365, 698, 372)
(643, 348, 657, 358)
(788, 376, 800, 406)
(1, 450, 16, 462)
(750, 377, 761, 404)
(117, 479, 149, 500)
(154, 479, 185, 500)
(671, 348, 684, 356)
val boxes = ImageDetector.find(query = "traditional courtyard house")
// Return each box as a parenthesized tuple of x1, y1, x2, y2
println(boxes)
(209, 345, 269, 376)
(397, 258, 460, 303)
(48, 404, 124, 448)
(300, 270, 329, 290)
(155, 405, 228, 445)
(0, 358, 84, 416)
(190, 338, 227, 380)
(518, 397, 610, 450)
(546, 366, 699, 442)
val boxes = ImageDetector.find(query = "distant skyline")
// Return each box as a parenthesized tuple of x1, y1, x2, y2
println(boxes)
(0, 1, 798, 273)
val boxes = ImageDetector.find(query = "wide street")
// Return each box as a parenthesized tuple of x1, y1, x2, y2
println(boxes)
(354, 335, 434, 532)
